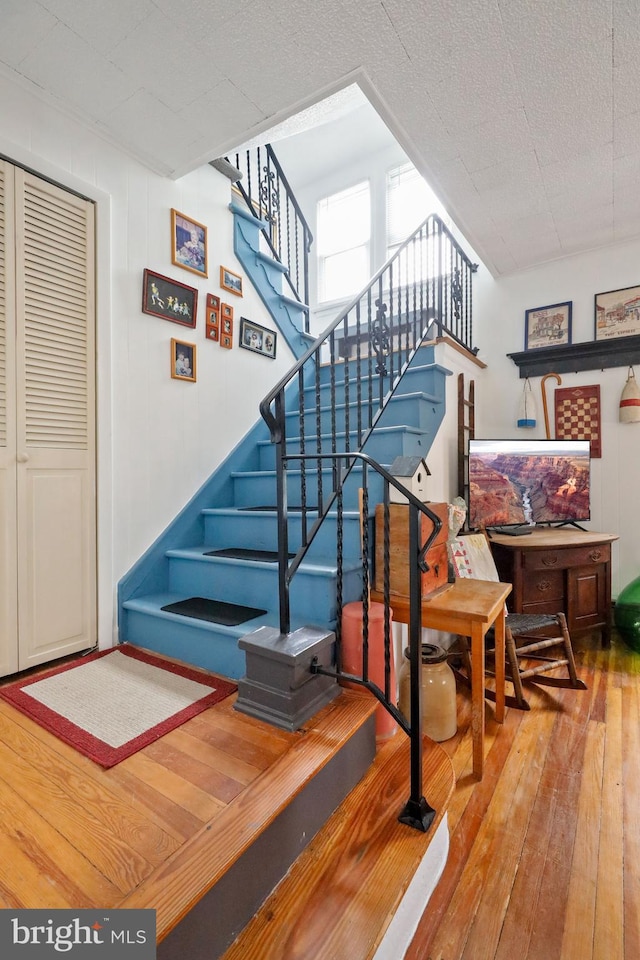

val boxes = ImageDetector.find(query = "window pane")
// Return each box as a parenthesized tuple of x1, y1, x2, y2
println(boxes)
(386, 162, 447, 255)
(317, 182, 370, 256)
(320, 245, 369, 302)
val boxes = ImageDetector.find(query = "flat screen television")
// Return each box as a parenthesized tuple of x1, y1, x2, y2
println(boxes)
(468, 438, 591, 532)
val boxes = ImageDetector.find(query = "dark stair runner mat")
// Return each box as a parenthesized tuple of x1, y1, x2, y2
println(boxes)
(161, 596, 267, 627)
(237, 505, 317, 512)
(204, 548, 294, 562)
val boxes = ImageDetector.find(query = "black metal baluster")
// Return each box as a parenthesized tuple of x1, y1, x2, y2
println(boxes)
(315, 352, 323, 515)
(298, 368, 307, 546)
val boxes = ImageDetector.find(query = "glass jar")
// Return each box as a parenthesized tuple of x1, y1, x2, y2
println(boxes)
(398, 643, 457, 742)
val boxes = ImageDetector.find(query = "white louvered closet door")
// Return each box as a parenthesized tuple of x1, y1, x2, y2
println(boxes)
(7, 167, 96, 673)
(0, 161, 19, 675)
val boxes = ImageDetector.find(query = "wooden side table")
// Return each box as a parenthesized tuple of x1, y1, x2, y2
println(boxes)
(489, 528, 618, 646)
(371, 577, 512, 779)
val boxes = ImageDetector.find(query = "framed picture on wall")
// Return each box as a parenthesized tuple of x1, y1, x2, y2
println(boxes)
(239, 317, 277, 358)
(171, 209, 208, 277)
(171, 338, 196, 382)
(220, 266, 243, 296)
(594, 284, 640, 340)
(524, 301, 572, 350)
(142, 269, 197, 327)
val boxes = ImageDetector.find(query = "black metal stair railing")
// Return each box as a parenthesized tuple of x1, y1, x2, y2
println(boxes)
(227, 144, 313, 328)
(259, 213, 477, 829)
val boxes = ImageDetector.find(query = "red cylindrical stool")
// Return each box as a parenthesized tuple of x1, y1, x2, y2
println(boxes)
(341, 600, 397, 741)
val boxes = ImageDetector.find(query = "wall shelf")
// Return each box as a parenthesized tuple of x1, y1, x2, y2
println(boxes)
(508, 336, 640, 378)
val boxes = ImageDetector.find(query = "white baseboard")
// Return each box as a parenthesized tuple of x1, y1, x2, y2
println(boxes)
(372, 813, 449, 960)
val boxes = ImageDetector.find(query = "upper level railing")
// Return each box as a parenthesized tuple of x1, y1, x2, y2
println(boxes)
(257, 213, 477, 829)
(226, 144, 313, 328)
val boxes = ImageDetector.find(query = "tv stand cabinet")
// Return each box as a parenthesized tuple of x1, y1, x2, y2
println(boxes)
(489, 528, 618, 646)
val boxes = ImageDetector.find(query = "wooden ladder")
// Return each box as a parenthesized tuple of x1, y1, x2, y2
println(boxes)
(457, 372, 475, 505)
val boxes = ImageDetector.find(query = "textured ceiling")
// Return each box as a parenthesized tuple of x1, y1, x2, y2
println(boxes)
(2, 0, 639, 278)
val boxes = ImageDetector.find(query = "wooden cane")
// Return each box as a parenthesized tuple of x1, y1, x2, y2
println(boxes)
(541, 372, 562, 439)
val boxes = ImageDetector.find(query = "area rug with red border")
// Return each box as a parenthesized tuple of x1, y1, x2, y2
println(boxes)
(0, 644, 237, 767)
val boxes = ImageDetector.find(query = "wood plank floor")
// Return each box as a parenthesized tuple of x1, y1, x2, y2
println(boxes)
(0, 663, 375, 941)
(406, 629, 640, 960)
(0, 628, 636, 959)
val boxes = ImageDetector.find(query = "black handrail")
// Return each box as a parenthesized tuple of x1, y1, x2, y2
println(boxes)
(227, 144, 313, 328)
(259, 213, 476, 829)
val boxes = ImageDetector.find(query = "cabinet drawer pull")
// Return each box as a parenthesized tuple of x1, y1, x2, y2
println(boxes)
(589, 550, 602, 562)
(536, 580, 553, 592)
(542, 556, 558, 566)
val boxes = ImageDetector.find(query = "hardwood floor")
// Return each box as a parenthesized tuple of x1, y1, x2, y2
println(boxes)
(0, 629, 636, 959)
(0, 668, 375, 942)
(406, 629, 640, 960)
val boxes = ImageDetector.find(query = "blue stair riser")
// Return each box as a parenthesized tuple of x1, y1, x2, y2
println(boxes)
(121, 602, 253, 679)
(231, 467, 387, 511)
(315, 343, 436, 386)
(166, 553, 362, 623)
(304, 361, 444, 406)
(202, 509, 364, 558)
(288, 391, 442, 435)
(257, 424, 430, 470)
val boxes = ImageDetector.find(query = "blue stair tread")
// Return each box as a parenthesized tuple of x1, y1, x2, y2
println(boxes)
(123, 593, 334, 635)
(256, 423, 427, 447)
(289, 390, 442, 417)
(165, 546, 362, 575)
(123, 593, 278, 634)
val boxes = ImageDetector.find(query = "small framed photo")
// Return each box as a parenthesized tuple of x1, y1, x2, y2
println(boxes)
(524, 301, 572, 350)
(221, 333, 233, 349)
(206, 293, 220, 311)
(206, 325, 219, 342)
(171, 209, 208, 277)
(171, 338, 196, 382)
(595, 284, 640, 340)
(142, 269, 197, 327)
(222, 303, 234, 320)
(220, 266, 243, 297)
(240, 317, 277, 359)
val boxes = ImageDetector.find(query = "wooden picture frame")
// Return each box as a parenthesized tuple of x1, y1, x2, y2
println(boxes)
(171, 338, 196, 382)
(524, 301, 572, 350)
(594, 284, 640, 340)
(206, 293, 220, 311)
(142, 269, 197, 327)
(206, 303, 219, 341)
(239, 317, 277, 359)
(220, 266, 243, 297)
(171, 209, 208, 277)
(220, 333, 233, 349)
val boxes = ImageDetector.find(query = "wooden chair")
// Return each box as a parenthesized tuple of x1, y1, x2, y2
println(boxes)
(448, 533, 587, 710)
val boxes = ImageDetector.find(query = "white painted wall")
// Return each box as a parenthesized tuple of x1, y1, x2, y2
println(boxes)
(0, 74, 295, 648)
(473, 243, 640, 596)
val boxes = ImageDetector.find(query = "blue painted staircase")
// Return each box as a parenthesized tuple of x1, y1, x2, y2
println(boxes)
(118, 345, 451, 680)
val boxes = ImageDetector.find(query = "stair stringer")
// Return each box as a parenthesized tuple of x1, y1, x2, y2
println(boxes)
(231, 202, 314, 360)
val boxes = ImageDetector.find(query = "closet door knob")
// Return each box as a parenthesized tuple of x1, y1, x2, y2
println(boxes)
(17, 453, 29, 463)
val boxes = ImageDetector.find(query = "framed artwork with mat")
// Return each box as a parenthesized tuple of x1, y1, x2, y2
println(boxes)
(554, 384, 602, 458)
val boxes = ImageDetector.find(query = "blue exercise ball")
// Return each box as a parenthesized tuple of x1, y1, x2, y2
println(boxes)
(614, 575, 640, 653)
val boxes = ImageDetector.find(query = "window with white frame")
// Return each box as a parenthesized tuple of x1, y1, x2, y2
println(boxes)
(386, 162, 450, 283)
(316, 181, 371, 302)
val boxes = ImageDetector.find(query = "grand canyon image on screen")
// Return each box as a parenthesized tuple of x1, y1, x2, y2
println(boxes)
(468, 439, 591, 529)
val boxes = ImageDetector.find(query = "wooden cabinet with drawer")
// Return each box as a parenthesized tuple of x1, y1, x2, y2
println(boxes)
(489, 529, 618, 646)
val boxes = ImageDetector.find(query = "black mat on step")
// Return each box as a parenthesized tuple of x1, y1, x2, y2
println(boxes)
(161, 596, 266, 627)
(204, 548, 293, 562)
(237, 505, 317, 512)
